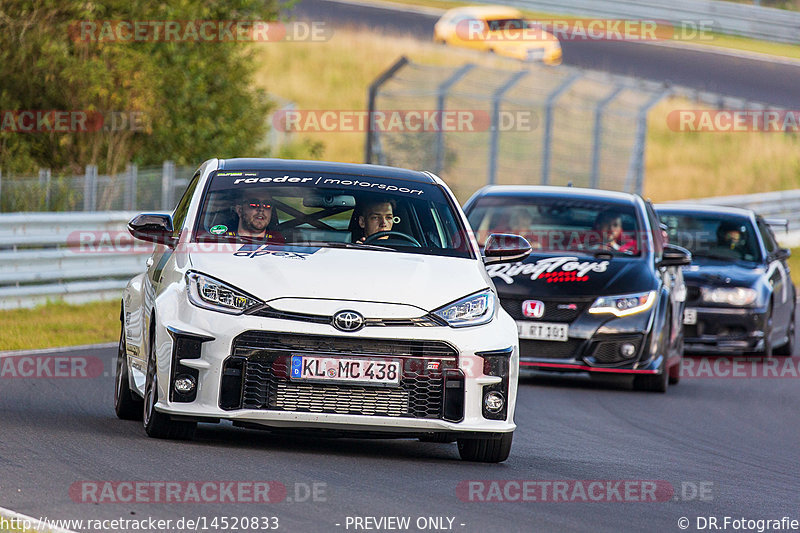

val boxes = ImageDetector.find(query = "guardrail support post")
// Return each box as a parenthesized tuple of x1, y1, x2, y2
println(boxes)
(488, 70, 528, 186)
(541, 73, 580, 186)
(161, 160, 175, 210)
(590, 86, 624, 189)
(624, 89, 670, 194)
(0, 168, 4, 212)
(434, 63, 476, 176)
(39, 168, 52, 210)
(365, 56, 410, 164)
(125, 163, 138, 211)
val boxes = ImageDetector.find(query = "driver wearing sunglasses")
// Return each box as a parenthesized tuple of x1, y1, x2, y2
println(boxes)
(228, 189, 284, 242)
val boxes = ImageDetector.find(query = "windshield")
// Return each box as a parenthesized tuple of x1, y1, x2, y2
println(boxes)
(192, 170, 473, 259)
(485, 18, 529, 31)
(467, 196, 642, 256)
(658, 211, 762, 263)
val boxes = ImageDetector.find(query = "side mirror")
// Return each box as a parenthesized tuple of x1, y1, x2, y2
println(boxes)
(483, 233, 532, 265)
(659, 243, 692, 267)
(128, 213, 176, 246)
(773, 248, 791, 261)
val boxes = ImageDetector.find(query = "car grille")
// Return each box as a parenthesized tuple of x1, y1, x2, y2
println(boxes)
(500, 298, 592, 322)
(519, 339, 584, 359)
(233, 332, 457, 419)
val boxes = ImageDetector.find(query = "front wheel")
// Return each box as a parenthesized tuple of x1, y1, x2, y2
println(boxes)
(633, 362, 668, 393)
(143, 326, 196, 440)
(774, 310, 794, 356)
(114, 321, 143, 420)
(457, 432, 512, 463)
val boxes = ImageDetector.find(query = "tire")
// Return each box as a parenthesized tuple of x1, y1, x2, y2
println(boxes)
(114, 319, 143, 420)
(774, 310, 795, 356)
(457, 432, 512, 463)
(633, 361, 668, 393)
(668, 362, 681, 385)
(143, 320, 196, 440)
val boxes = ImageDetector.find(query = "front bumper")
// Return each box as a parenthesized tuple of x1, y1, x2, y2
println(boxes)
(140, 290, 519, 435)
(682, 306, 767, 354)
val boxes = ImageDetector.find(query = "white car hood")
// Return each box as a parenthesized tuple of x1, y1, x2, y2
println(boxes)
(187, 244, 488, 314)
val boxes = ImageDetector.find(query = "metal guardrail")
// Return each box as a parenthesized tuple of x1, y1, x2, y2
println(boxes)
(2, 192, 799, 309)
(0, 212, 153, 310)
(461, 0, 800, 44)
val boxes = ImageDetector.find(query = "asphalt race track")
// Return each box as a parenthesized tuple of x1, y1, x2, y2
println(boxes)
(287, 0, 800, 108)
(1, 339, 799, 532)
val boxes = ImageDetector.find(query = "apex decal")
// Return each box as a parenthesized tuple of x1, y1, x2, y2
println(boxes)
(486, 256, 609, 285)
(233, 244, 318, 259)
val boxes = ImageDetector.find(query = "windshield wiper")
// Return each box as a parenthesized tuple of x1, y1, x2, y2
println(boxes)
(283, 241, 394, 252)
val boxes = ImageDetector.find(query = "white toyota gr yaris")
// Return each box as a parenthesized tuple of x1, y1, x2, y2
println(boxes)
(116, 158, 531, 462)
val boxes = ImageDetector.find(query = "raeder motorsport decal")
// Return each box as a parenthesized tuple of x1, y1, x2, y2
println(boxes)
(233, 244, 320, 259)
(209, 224, 227, 235)
(487, 256, 609, 285)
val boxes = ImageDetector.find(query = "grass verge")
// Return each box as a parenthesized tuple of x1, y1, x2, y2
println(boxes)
(0, 300, 119, 352)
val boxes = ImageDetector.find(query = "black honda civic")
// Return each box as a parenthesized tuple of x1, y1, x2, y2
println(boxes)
(655, 204, 796, 356)
(463, 186, 691, 392)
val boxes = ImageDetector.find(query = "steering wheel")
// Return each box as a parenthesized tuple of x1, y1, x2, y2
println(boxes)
(363, 231, 422, 247)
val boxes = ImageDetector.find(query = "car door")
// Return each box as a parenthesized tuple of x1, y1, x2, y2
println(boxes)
(756, 217, 793, 337)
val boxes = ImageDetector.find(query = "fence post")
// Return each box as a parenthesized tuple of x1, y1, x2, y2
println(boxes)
(161, 160, 175, 210)
(125, 163, 138, 211)
(39, 168, 52, 210)
(434, 63, 475, 176)
(589, 86, 624, 189)
(83, 165, 98, 211)
(0, 168, 3, 212)
(487, 70, 528, 186)
(624, 89, 670, 194)
(541, 73, 580, 186)
(365, 56, 410, 164)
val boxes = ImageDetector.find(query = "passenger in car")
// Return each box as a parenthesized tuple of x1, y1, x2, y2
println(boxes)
(593, 209, 635, 252)
(716, 221, 747, 258)
(227, 189, 284, 243)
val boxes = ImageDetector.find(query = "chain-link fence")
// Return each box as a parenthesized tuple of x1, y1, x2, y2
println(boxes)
(366, 57, 779, 203)
(0, 162, 194, 213)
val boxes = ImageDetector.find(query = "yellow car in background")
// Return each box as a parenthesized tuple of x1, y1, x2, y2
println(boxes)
(434, 6, 562, 65)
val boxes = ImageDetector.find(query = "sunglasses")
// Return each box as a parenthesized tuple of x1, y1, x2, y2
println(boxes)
(244, 201, 272, 209)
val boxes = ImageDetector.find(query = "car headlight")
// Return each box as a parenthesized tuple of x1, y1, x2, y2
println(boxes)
(433, 289, 495, 327)
(701, 287, 757, 306)
(186, 271, 262, 314)
(589, 291, 656, 317)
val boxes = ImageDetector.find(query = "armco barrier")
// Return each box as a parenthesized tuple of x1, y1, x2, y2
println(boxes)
(1, 192, 798, 310)
(0, 212, 152, 310)
(462, 0, 800, 44)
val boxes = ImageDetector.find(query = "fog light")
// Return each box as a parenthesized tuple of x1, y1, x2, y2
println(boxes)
(174, 375, 196, 394)
(619, 343, 637, 358)
(484, 391, 505, 413)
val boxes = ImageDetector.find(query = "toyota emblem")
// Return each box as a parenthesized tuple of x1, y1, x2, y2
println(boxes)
(333, 310, 365, 332)
(522, 300, 545, 319)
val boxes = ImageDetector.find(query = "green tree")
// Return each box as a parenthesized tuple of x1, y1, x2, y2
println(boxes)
(0, 0, 277, 175)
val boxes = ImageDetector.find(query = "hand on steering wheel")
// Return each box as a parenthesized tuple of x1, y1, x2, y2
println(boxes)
(363, 231, 421, 247)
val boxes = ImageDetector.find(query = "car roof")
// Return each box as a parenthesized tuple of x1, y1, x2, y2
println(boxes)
(471, 185, 640, 205)
(654, 203, 756, 218)
(217, 158, 437, 184)
(443, 5, 523, 19)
